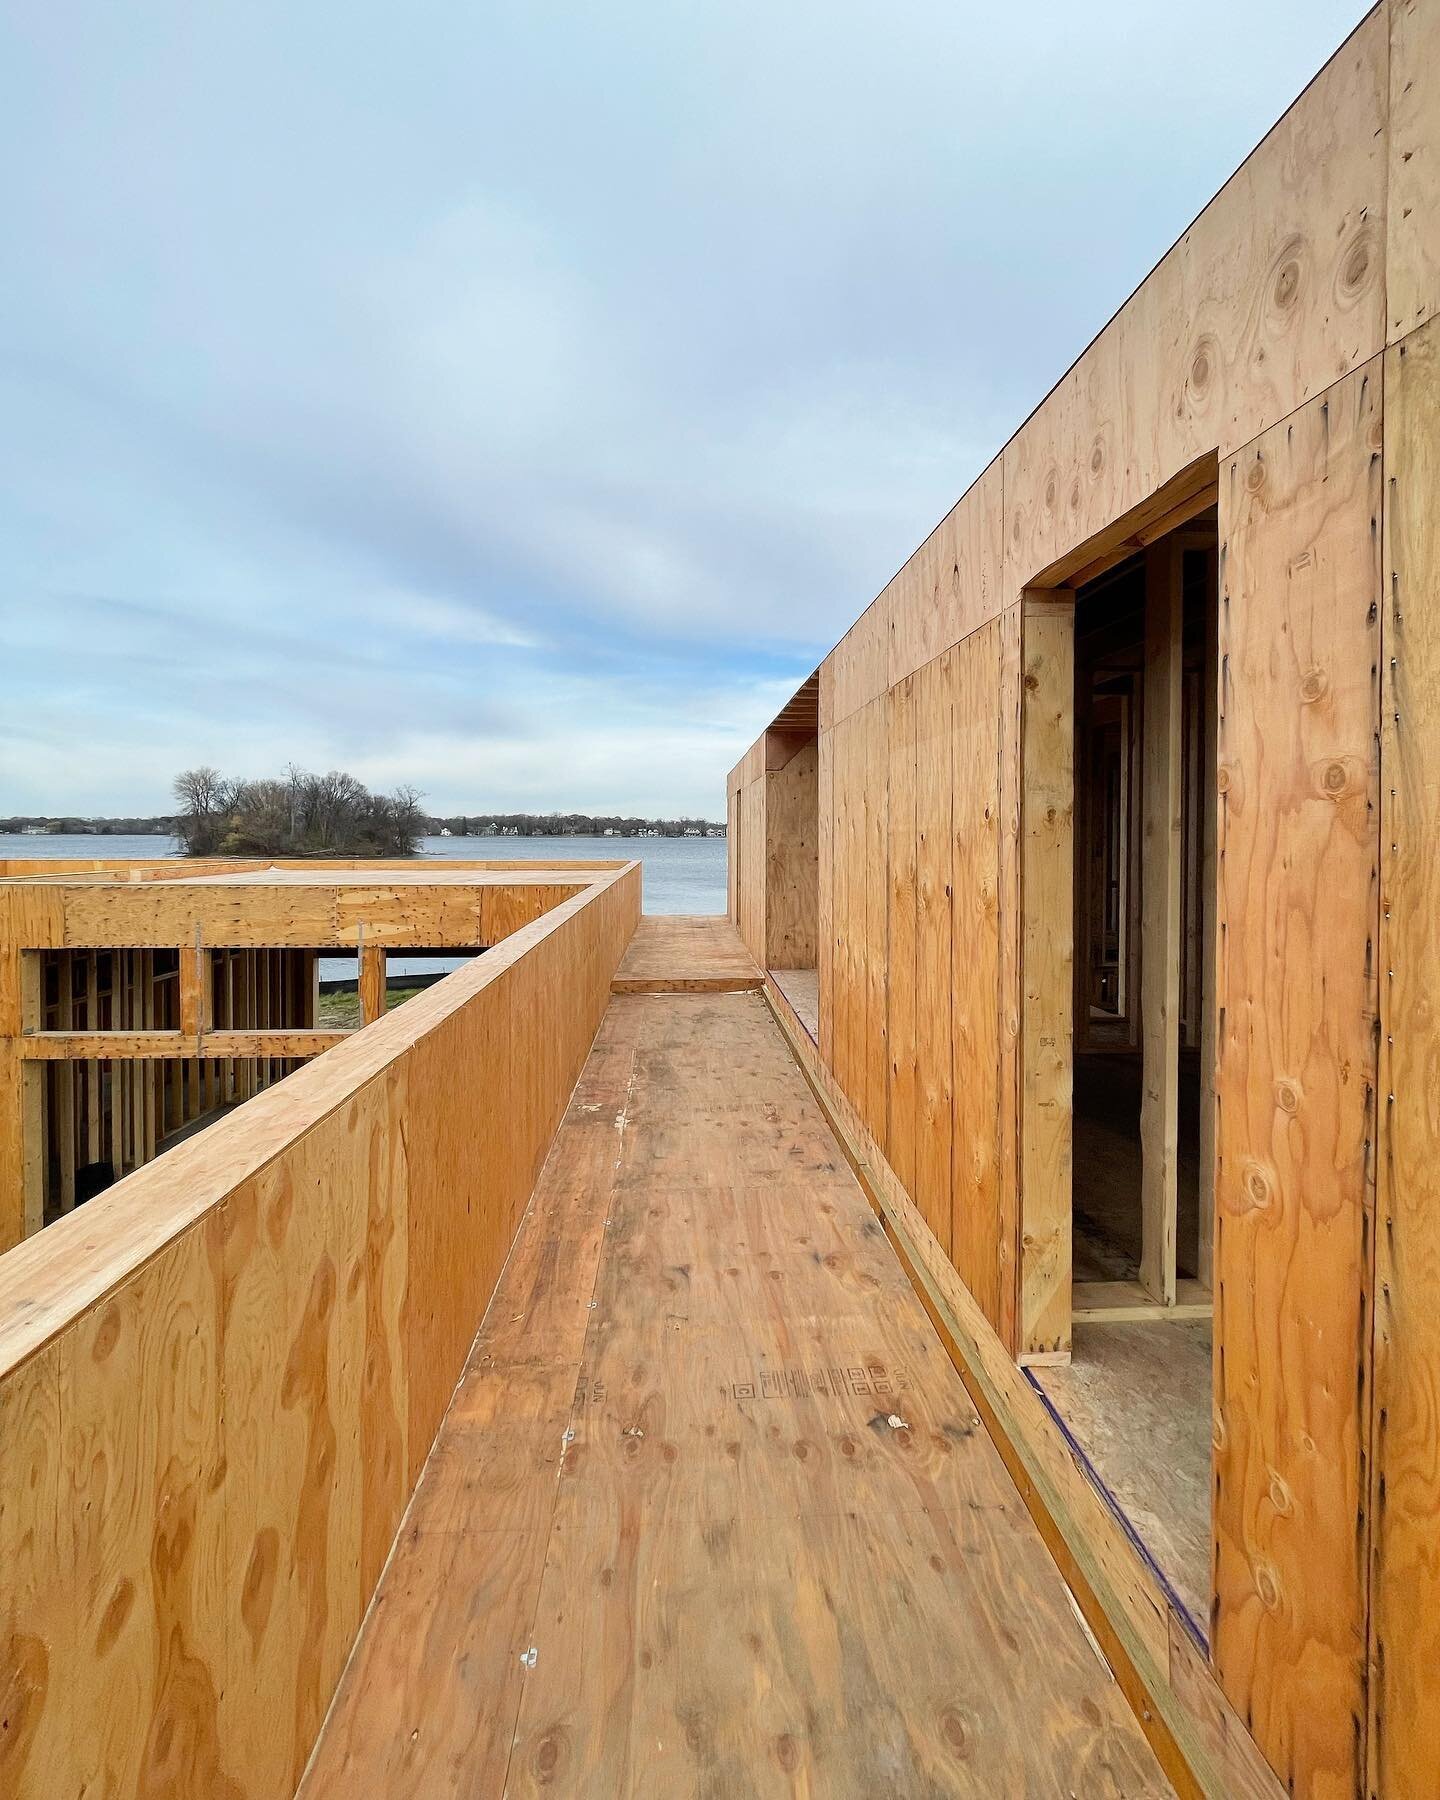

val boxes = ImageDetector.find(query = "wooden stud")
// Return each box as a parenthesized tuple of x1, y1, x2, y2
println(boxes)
(1139, 538, 1183, 1306)
(1197, 543, 1220, 1293)
(1018, 593, 1075, 1362)
(359, 929, 387, 1028)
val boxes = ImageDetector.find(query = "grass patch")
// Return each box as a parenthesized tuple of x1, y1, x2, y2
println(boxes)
(316, 985, 422, 1030)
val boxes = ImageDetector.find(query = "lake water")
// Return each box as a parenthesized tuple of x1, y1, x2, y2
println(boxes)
(0, 834, 729, 981)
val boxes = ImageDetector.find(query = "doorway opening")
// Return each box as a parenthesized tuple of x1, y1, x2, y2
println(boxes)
(1022, 491, 1220, 1641)
(1069, 521, 1217, 1315)
(764, 676, 820, 1041)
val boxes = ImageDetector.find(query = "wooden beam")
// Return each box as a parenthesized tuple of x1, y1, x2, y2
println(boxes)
(1018, 591, 1075, 1361)
(20, 1031, 352, 1060)
(1139, 539, 1183, 1306)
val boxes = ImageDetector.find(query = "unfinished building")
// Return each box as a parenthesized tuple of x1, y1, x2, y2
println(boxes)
(0, 5, 1437, 1797)
(730, 5, 1440, 1793)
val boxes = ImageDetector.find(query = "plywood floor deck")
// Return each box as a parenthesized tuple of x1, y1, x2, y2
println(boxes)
(768, 966, 819, 1040)
(612, 913, 762, 992)
(1034, 1320, 1213, 1630)
(300, 991, 1168, 1799)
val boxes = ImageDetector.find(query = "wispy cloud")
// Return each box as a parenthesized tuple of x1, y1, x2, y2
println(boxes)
(0, 0, 1362, 814)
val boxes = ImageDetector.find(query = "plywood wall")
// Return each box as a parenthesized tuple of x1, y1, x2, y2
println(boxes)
(726, 6, 1440, 1791)
(1371, 310, 1440, 1800)
(1212, 363, 1381, 1798)
(0, 869, 640, 1800)
(764, 738, 819, 968)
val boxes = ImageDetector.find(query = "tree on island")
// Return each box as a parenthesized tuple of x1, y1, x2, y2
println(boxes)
(172, 765, 424, 858)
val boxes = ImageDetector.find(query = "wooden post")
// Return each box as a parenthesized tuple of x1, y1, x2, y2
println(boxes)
(359, 927, 386, 1027)
(1197, 543, 1219, 1292)
(85, 953, 102, 1166)
(0, 946, 44, 1246)
(179, 928, 211, 1039)
(1139, 539, 1183, 1306)
(55, 954, 76, 1212)
(1018, 591, 1075, 1362)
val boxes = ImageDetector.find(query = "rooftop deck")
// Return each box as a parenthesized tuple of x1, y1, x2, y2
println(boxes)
(299, 978, 1165, 1795)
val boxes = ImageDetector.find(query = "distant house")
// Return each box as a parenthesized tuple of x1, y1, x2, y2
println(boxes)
(683, 827, 701, 837)
(439, 827, 453, 837)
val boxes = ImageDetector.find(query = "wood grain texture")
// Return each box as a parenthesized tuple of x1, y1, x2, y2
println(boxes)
(887, 458, 1005, 689)
(913, 651, 955, 1254)
(1370, 314, 1440, 1799)
(766, 987, 1285, 1800)
(996, 601, 1024, 1356)
(612, 915, 760, 993)
(0, 868, 640, 1800)
(951, 620, 1003, 1330)
(764, 736, 820, 969)
(1019, 596, 1075, 1360)
(887, 676, 919, 1194)
(1003, 11, 1385, 592)
(308, 989, 1166, 1799)
(1388, 0, 1440, 344)
(1213, 363, 1381, 1799)
(1140, 540, 1184, 1306)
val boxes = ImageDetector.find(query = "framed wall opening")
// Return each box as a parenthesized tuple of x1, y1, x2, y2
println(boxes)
(1018, 481, 1220, 1644)
(1067, 524, 1218, 1320)
(764, 675, 821, 1042)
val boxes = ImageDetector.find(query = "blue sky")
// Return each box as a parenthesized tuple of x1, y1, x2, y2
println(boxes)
(2, 1, 1364, 818)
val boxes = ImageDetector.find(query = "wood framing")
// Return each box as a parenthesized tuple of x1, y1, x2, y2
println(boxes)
(726, 8, 1440, 1789)
(1018, 592, 1074, 1361)
(0, 865, 641, 1799)
(1139, 537, 1184, 1305)
(0, 863, 633, 1250)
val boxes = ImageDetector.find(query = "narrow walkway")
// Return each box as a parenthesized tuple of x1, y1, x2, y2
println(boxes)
(301, 990, 1167, 1797)
(611, 913, 761, 992)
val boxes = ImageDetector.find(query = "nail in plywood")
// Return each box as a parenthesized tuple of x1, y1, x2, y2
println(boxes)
(1213, 361, 1381, 1797)
(1139, 538, 1184, 1306)
(1387, 0, 1440, 343)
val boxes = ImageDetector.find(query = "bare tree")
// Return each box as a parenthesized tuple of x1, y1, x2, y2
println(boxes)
(172, 766, 234, 856)
(171, 765, 423, 858)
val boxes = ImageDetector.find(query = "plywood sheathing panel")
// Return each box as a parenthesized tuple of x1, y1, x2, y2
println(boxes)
(1019, 596, 1075, 1361)
(1213, 362, 1381, 1798)
(951, 619, 1003, 1329)
(1387, 0, 1440, 343)
(0, 869, 640, 1798)
(764, 737, 820, 968)
(612, 915, 761, 993)
(304, 990, 1167, 1798)
(1004, 11, 1386, 594)
(1370, 313, 1440, 1799)
(767, 987, 1286, 1800)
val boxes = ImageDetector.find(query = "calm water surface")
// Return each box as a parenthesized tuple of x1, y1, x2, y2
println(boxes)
(0, 832, 726, 913)
(1, 833, 729, 979)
